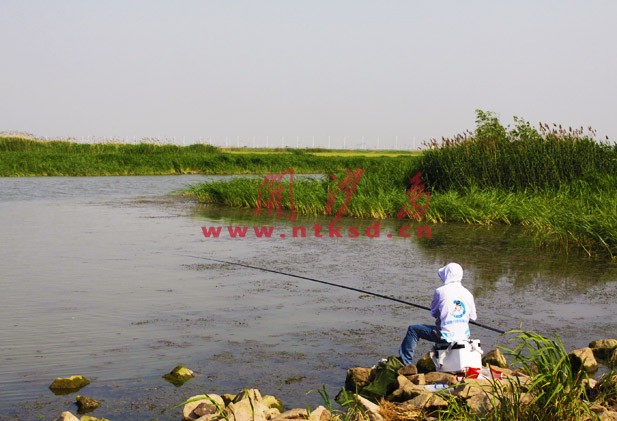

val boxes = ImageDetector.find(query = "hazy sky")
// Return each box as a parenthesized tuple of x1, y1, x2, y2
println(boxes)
(1, 1, 616, 148)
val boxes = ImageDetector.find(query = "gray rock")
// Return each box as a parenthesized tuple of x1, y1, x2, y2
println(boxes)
(482, 349, 508, 368)
(569, 347, 598, 374)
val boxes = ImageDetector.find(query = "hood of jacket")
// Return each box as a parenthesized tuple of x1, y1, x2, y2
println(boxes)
(438, 263, 463, 285)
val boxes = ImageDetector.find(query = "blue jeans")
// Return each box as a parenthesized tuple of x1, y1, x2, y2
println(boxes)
(399, 324, 443, 365)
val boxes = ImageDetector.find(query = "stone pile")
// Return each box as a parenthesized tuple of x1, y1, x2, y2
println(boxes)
(51, 338, 617, 421)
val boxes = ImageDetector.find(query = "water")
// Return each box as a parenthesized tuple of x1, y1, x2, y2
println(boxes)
(0, 176, 615, 420)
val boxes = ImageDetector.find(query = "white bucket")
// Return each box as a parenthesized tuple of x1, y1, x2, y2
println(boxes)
(430, 339, 483, 372)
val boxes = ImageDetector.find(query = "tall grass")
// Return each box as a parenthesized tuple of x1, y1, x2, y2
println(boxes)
(419, 110, 617, 192)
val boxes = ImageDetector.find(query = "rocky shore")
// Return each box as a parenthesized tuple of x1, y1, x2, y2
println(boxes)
(52, 337, 617, 421)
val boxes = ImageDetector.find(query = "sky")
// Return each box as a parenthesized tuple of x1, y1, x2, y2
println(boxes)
(1, 1, 616, 149)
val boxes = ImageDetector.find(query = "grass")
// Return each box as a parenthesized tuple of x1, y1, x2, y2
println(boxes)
(435, 330, 608, 421)
(0, 137, 420, 177)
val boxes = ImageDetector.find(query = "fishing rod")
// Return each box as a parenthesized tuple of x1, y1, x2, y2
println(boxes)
(182, 254, 506, 335)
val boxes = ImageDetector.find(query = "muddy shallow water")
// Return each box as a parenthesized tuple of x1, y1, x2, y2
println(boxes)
(0, 176, 615, 420)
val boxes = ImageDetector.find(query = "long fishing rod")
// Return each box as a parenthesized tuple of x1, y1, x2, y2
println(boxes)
(182, 254, 506, 335)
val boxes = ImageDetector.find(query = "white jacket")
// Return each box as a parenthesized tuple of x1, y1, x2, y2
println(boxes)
(430, 263, 477, 342)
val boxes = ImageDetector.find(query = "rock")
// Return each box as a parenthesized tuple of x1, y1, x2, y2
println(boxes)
(75, 395, 100, 414)
(611, 348, 617, 368)
(49, 375, 90, 394)
(262, 395, 284, 412)
(233, 388, 263, 404)
(589, 339, 617, 360)
(424, 371, 458, 385)
(450, 378, 494, 398)
(408, 374, 425, 385)
(406, 392, 448, 410)
(569, 347, 598, 374)
(308, 405, 331, 421)
(389, 375, 426, 402)
(221, 394, 236, 406)
(416, 354, 436, 374)
(193, 402, 219, 417)
(345, 367, 374, 390)
(163, 365, 194, 386)
(466, 394, 493, 416)
(356, 395, 384, 421)
(482, 349, 508, 368)
(80, 416, 110, 421)
(54, 412, 80, 421)
(272, 408, 308, 420)
(397, 365, 418, 376)
(227, 398, 269, 421)
(183, 394, 225, 421)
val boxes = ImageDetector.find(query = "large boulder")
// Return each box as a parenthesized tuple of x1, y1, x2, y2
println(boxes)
(569, 347, 598, 374)
(482, 349, 508, 368)
(49, 375, 90, 394)
(80, 416, 110, 421)
(589, 339, 617, 360)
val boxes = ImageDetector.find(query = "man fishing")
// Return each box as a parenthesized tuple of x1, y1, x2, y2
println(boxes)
(399, 262, 477, 365)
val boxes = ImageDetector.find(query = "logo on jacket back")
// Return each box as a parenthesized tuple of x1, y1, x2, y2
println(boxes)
(452, 300, 466, 318)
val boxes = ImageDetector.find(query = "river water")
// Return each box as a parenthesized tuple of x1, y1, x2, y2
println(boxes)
(0, 176, 615, 420)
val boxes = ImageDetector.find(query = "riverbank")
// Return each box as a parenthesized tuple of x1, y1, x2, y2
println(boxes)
(50, 331, 617, 420)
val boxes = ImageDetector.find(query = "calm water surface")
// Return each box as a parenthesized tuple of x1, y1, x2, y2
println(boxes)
(0, 176, 615, 420)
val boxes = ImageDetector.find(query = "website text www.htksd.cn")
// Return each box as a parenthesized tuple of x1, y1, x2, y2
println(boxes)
(200, 167, 432, 240)
(201, 222, 431, 239)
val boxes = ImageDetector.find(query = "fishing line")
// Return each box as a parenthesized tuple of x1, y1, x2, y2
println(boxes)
(182, 254, 506, 335)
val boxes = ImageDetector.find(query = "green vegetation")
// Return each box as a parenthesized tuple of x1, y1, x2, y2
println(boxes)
(0, 137, 412, 176)
(187, 111, 616, 260)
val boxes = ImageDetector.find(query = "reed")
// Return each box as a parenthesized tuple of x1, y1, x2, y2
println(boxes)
(419, 110, 616, 192)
